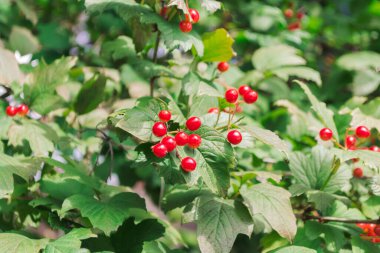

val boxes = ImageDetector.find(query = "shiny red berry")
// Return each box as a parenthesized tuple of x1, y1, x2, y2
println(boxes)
(353, 168, 363, 178)
(181, 157, 197, 172)
(370, 146, 380, 152)
(188, 134, 202, 149)
(186, 116, 201, 131)
(296, 11, 304, 19)
(6, 106, 17, 117)
(355, 126, 370, 138)
(158, 110, 171, 122)
(243, 90, 258, 104)
(161, 136, 176, 152)
(152, 122, 167, 137)
(175, 132, 188, 146)
(357, 223, 369, 233)
(319, 128, 333, 141)
(152, 143, 168, 158)
(227, 130, 242, 145)
(16, 104, 29, 116)
(238, 85, 251, 96)
(217, 62, 229, 72)
(288, 22, 301, 31)
(374, 225, 380, 236)
(189, 8, 200, 23)
(225, 88, 239, 104)
(179, 20, 192, 33)
(284, 8, 294, 18)
(368, 224, 377, 236)
(208, 108, 219, 114)
(345, 135, 356, 149)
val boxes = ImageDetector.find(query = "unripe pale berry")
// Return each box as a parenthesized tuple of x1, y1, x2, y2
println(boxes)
(227, 130, 243, 145)
(225, 88, 239, 104)
(208, 107, 219, 114)
(186, 116, 201, 131)
(161, 136, 176, 152)
(355, 126, 370, 138)
(188, 134, 202, 149)
(181, 157, 197, 172)
(319, 128, 333, 141)
(152, 122, 167, 137)
(152, 143, 168, 158)
(284, 9, 294, 18)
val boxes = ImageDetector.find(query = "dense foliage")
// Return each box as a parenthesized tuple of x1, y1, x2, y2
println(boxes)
(0, 0, 380, 252)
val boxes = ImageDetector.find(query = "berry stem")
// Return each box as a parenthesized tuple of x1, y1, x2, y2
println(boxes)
(320, 157, 340, 190)
(332, 138, 345, 149)
(303, 215, 380, 224)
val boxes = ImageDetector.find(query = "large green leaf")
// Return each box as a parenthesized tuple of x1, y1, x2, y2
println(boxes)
(362, 196, 380, 219)
(15, 0, 38, 24)
(9, 26, 40, 55)
(333, 148, 380, 169)
(116, 97, 167, 142)
(195, 195, 253, 253)
(201, 28, 234, 62)
(272, 66, 322, 87)
(350, 108, 380, 132)
(351, 69, 380, 96)
(44, 228, 95, 253)
(0, 48, 23, 85)
(60, 192, 146, 235)
(0, 233, 49, 253)
(295, 81, 339, 140)
(304, 221, 345, 252)
(162, 186, 207, 212)
(240, 183, 297, 241)
(337, 51, 380, 71)
(101, 36, 136, 60)
(351, 235, 380, 253)
(269, 246, 317, 253)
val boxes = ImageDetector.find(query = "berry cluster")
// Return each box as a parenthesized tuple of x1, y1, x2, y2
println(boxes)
(356, 223, 380, 243)
(151, 110, 202, 172)
(179, 8, 200, 33)
(284, 5, 304, 31)
(319, 125, 379, 178)
(5, 104, 29, 117)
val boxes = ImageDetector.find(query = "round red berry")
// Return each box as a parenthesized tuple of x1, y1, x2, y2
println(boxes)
(6, 106, 17, 117)
(374, 225, 380, 236)
(288, 22, 301, 31)
(188, 134, 202, 149)
(356, 223, 369, 233)
(217, 62, 229, 72)
(175, 132, 188, 146)
(179, 20, 192, 33)
(370, 146, 380, 152)
(319, 128, 333, 141)
(152, 122, 167, 137)
(355, 126, 370, 138)
(189, 8, 200, 23)
(353, 168, 363, 178)
(296, 11, 304, 19)
(17, 104, 29, 116)
(152, 143, 168, 158)
(243, 90, 258, 104)
(345, 135, 356, 149)
(368, 224, 377, 236)
(225, 88, 239, 104)
(208, 108, 219, 114)
(238, 85, 251, 96)
(227, 130, 243, 145)
(161, 136, 176, 152)
(158, 110, 171, 122)
(181, 157, 197, 172)
(284, 8, 294, 18)
(186, 116, 201, 131)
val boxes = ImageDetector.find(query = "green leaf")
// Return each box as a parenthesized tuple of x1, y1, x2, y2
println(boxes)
(304, 221, 345, 252)
(362, 196, 380, 219)
(240, 183, 297, 241)
(189, 95, 218, 117)
(351, 69, 380, 96)
(295, 80, 339, 140)
(0, 48, 23, 86)
(352, 235, 380, 253)
(15, 0, 38, 25)
(9, 26, 40, 55)
(133, 59, 174, 80)
(248, 3, 286, 31)
(201, 0, 221, 13)
(162, 186, 207, 211)
(101, 36, 136, 60)
(350, 108, 380, 132)
(44, 228, 95, 253)
(272, 66, 322, 87)
(201, 28, 234, 62)
(333, 148, 380, 169)
(116, 97, 167, 142)
(269, 246, 317, 253)
(337, 51, 380, 71)
(0, 233, 49, 253)
(74, 74, 107, 115)
(195, 195, 253, 253)
(0, 153, 40, 198)
(60, 192, 146, 235)
(252, 45, 306, 71)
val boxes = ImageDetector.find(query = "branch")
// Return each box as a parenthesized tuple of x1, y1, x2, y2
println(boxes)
(304, 215, 380, 224)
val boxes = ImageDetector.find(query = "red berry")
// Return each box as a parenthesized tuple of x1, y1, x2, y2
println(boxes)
(186, 116, 201, 131)
(288, 22, 301, 31)
(158, 110, 171, 122)
(357, 223, 370, 233)
(152, 122, 167, 137)
(370, 146, 380, 152)
(356, 126, 371, 138)
(353, 168, 363, 178)
(238, 85, 251, 96)
(225, 88, 239, 104)
(284, 8, 294, 18)
(179, 20, 192, 33)
(296, 11, 304, 19)
(160, 6, 168, 17)
(375, 225, 380, 236)
(188, 134, 202, 149)
(17, 104, 29, 116)
(227, 130, 243, 145)
(189, 8, 200, 23)
(319, 128, 333, 141)
(161, 136, 176, 152)
(372, 238, 380, 243)
(243, 90, 258, 104)
(368, 224, 377, 236)
(175, 132, 188, 146)
(217, 62, 229, 72)
(208, 108, 219, 114)
(345, 135, 356, 149)
(181, 157, 197, 172)
(152, 143, 168, 158)
(6, 106, 17, 117)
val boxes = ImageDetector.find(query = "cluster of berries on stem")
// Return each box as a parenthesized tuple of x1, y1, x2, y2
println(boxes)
(179, 8, 200, 33)
(284, 4, 305, 31)
(6, 104, 29, 117)
(356, 223, 380, 243)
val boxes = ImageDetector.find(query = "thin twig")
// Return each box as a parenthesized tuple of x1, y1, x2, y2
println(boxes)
(304, 215, 380, 224)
